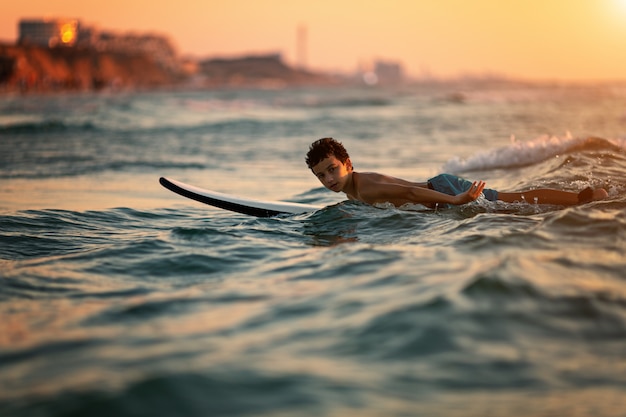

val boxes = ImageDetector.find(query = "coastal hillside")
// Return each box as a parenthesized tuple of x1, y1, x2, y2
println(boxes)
(0, 44, 181, 92)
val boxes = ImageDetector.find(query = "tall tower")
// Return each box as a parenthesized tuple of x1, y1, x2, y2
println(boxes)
(297, 24, 307, 70)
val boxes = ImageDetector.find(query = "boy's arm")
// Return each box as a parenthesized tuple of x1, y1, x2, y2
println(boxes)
(358, 179, 485, 206)
(452, 182, 486, 204)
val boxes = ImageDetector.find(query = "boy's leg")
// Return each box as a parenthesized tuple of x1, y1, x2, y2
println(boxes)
(498, 190, 578, 205)
(429, 174, 608, 205)
(498, 188, 608, 205)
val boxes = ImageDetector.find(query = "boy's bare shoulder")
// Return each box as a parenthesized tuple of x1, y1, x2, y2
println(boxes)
(356, 172, 415, 185)
(355, 172, 390, 182)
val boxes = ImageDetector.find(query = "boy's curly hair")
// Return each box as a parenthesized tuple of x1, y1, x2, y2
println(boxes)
(305, 138, 351, 169)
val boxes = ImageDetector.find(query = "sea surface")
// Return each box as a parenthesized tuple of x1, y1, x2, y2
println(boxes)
(1, 83, 626, 416)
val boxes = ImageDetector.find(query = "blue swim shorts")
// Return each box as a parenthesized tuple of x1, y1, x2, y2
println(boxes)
(427, 173, 498, 201)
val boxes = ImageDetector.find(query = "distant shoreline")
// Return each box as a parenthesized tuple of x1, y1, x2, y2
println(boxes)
(2, 43, 625, 95)
(0, 43, 341, 94)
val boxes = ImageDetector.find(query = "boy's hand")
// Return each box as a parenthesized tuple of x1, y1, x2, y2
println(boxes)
(454, 181, 486, 205)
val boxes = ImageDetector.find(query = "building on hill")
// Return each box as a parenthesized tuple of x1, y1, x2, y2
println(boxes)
(197, 53, 336, 87)
(18, 18, 80, 47)
(374, 60, 404, 85)
(199, 53, 289, 80)
(94, 32, 179, 73)
(16, 18, 180, 75)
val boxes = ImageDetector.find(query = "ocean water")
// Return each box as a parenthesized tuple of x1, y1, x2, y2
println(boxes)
(1, 83, 626, 417)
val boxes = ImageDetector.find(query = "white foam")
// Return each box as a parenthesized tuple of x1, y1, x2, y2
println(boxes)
(443, 134, 626, 173)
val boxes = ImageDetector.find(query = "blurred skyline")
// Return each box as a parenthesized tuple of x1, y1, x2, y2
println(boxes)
(2, 0, 626, 82)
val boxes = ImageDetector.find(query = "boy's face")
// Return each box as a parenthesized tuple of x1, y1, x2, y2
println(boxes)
(311, 156, 353, 192)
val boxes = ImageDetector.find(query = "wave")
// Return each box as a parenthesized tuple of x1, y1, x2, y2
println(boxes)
(444, 134, 626, 173)
(0, 119, 98, 135)
(184, 93, 393, 109)
(0, 160, 207, 180)
(0, 115, 303, 137)
(0, 97, 390, 138)
(0, 208, 169, 261)
(301, 97, 392, 108)
(0, 369, 327, 417)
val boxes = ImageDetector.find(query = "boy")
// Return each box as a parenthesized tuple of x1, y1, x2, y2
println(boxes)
(305, 137, 608, 208)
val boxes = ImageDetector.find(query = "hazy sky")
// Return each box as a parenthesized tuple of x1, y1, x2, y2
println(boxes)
(2, 0, 626, 81)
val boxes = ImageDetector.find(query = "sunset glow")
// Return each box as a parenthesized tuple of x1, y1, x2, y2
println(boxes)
(615, 0, 626, 12)
(1, 0, 625, 82)
(60, 23, 76, 44)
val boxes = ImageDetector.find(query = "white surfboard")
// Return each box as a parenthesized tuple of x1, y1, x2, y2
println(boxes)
(159, 177, 322, 217)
